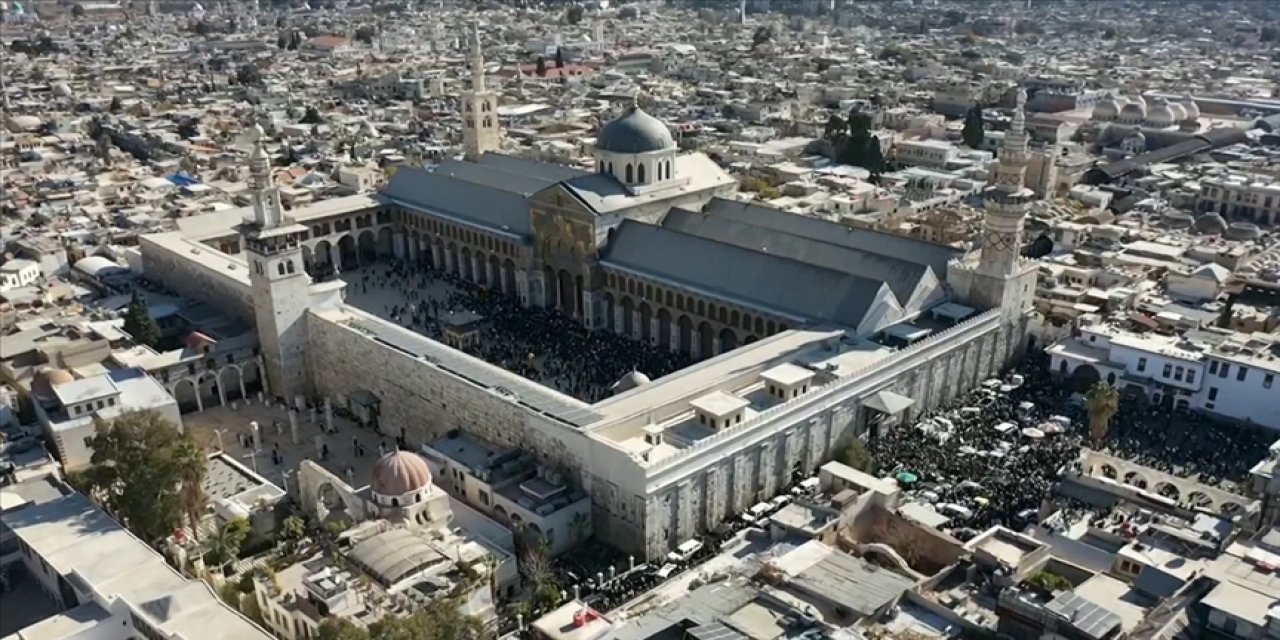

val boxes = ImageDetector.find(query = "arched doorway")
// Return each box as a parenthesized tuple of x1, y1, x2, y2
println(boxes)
(338, 235, 359, 271)
(242, 360, 264, 395)
(602, 293, 616, 331)
(698, 321, 714, 360)
(558, 270, 574, 316)
(503, 259, 517, 296)
(475, 251, 488, 285)
(376, 227, 394, 258)
(488, 255, 501, 291)
(460, 247, 474, 281)
(621, 297, 635, 338)
(301, 245, 314, 276)
(1070, 364, 1101, 392)
(678, 315, 693, 357)
(639, 303, 653, 343)
(313, 239, 333, 274)
(657, 309, 672, 350)
(719, 328, 738, 353)
(448, 243, 460, 275)
(357, 230, 378, 265)
(197, 372, 221, 409)
(173, 379, 199, 413)
(219, 366, 244, 403)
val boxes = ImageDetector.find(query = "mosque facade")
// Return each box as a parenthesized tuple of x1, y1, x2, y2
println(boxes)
(139, 52, 1040, 558)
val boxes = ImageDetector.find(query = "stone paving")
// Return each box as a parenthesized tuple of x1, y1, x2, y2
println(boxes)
(183, 397, 397, 493)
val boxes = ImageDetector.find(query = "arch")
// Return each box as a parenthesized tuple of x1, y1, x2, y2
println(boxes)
(543, 266, 557, 308)
(1122, 471, 1148, 489)
(1154, 481, 1180, 502)
(639, 302, 653, 343)
(338, 234, 359, 271)
(1187, 490, 1213, 509)
(241, 360, 263, 395)
(502, 259, 517, 297)
(637, 163, 646, 183)
(376, 226, 394, 258)
(172, 378, 199, 413)
(657, 308, 672, 350)
(488, 254, 501, 291)
(313, 239, 333, 273)
(754, 317, 765, 335)
(474, 250, 488, 285)
(719, 328, 738, 353)
(218, 366, 244, 403)
(357, 229, 377, 265)
(744, 334, 759, 344)
(1220, 502, 1243, 517)
(1070, 364, 1101, 392)
(196, 371, 221, 409)
(558, 270, 575, 316)
(602, 292, 616, 331)
(621, 296, 635, 338)
(448, 242, 460, 275)
(1098, 463, 1119, 480)
(460, 247, 474, 281)
(678, 315, 693, 357)
(625, 163, 633, 184)
(697, 321, 714, 360)
(574, 274, 585, 317)
(301, 245, 315, 276)
(316, 482, 346, 521)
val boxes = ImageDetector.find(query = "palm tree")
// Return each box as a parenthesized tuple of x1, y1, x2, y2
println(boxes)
(172, 438, 209, 541)
(1085, 382, 1119, 448)
(568, 512, 590, 546)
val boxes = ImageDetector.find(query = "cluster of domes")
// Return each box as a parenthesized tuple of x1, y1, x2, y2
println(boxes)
(1092, 93, 1199, 128)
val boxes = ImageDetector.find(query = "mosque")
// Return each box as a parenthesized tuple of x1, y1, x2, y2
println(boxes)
(1085, 92, 1205, 155)
(138, 32, 1040, 558)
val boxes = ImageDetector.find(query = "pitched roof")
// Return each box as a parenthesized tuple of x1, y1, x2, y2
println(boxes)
(382, 167, 531, 237)
(476, 152, 588, 183)
(662, 207, 933, 302)
(433, 158, 557, 196)
(601, 220, 894, 329)
(701, 198, 960, 274)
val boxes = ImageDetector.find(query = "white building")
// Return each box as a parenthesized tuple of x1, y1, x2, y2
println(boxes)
(1198, 174, 1280, 227)
(0, 259, 41, 290)
(1047, 323, 1279, 428)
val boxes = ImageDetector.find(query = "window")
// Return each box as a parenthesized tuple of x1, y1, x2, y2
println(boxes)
(1163, 364, 1172, 378)
(1208, 387, 1218, 401)
(1187, 370, 1195, 384)
(1220, 363, 1230, 379)
(480, 491, 490, 506)
(1237, 367, 1248, 382)
(1209, 360, 1219, 374)
(1059, 361, 1068, 374)
(1266, 374, 1274, 389)
(1107, 373, 1116, 384)
(1137, 357, 1147, 372)
(1174, 366, 1183, 381)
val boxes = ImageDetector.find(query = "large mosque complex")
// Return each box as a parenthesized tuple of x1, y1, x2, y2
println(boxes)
(135, 36, 1040, 558)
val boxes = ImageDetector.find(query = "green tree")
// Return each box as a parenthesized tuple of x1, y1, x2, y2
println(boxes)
(962, 104, 985, 149)
(80, 411, 206, 545)
(173, 437, 208, 541)
(864, 135, 885, 181)
(123, 289, 161, 348)
(108, 95, 122, 113)
(740, 176, 780, 199)
(205, 517, 251, 568)
(277, 515, 307, 552)
(315, 600, 489, 640)
(846, 108, 872, 138)
(1085, 382, 1119, 448)
(823, 114, 846, 141)
(565, 4, 584, 24)
(838, 438, 873, 472)
(71, 3, 85, 17)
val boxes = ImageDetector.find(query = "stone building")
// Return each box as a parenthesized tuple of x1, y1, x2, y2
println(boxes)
(139, 87, 1040, 558)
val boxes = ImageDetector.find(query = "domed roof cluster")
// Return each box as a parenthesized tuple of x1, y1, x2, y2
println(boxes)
(370, 451, 432, 497)
(1092, 94, 1200, 129)
(1194, 213, 1229, 235)
(596, 104, 675, 154)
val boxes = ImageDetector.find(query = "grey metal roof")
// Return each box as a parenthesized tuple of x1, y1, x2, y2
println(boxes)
(602, 220, 893, 329)
(382, 167, 532, 237)
(558, 154, 735, 215)
(1044, 592, 1123, 640)
(662, 208, 933, 302)
(789, 552, 914, 617)
(346, 315, 600, 428)
(701, 198, 960, 275)
(432, 159, 559, 196)
(596, 106, 675, 153)
(476, 151, 588, 183)
(349, 529, 445, 586)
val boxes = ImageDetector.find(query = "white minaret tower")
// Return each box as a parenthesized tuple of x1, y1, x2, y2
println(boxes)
(237, 122, 312, 404)
(950, 88, 1039, 334)
(461, 24, 500, 162)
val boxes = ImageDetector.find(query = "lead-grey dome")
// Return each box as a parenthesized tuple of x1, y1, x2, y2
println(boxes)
(597, 105, 674, 154)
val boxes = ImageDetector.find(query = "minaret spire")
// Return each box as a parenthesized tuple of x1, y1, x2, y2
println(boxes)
(248, 121, 284, 228)
(470, 23, 485, 93)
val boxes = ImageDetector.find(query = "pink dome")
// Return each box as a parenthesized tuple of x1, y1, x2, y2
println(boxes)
(370, 451, 431, 496)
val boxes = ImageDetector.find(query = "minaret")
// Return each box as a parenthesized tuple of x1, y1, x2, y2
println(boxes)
(461, 24, 500, 162)
(237, 122, 312, 404)
(949, 88, 1039, 333)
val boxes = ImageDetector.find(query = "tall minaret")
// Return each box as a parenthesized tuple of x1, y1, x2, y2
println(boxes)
(950, 87, 1038, 334)
(237, 122, 312, 404)
(461, 24, 500, 162)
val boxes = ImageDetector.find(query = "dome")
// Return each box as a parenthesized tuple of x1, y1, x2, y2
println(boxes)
(1226, 222, 1262, 240)
(32, 367, 74, 398)
(1194, 213, 1228, 235)
(1162, 210, 1194, 228)
(1145, 99, 1175, 128)
(1168, 102, 1188, 122)
(596, 104, 675, 154)
(53, 83, 73, 98)
(1180, 96, 1200, 120)
(1092, 95, 1120, 121)
(370, 451, 432, 497)
(1118, 101, 1147, 123)
(610, 370, 651, 394)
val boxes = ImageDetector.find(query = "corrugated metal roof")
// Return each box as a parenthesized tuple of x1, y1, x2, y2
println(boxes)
(1044, 592, 1123, 640)
(788, 550, 915, 617)
(382, 167, 532, 237)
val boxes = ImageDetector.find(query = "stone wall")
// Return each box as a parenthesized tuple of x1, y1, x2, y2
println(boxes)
(139, 233, 253, 323)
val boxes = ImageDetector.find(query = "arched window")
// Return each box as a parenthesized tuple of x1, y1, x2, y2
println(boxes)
(277, 262, 286, 276)
(607, 162, 613, 174)
(286, 260, 295, 274)
(625, 163, 634, 184)
(392, 497, 400, 507)
(638, 163, 646, 183)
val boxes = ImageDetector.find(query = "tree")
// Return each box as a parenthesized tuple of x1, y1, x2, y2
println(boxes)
(108, 95, 122, 113)
(751, 25, 772, 49)
(236, 62, 262, 86)
(823, 114, 846, 142)
(299, 105, 323, 124)
(205, 517, 251, 568)
(71, 3, 85, 17)
(740, 176, 779, 200)
(864, 135, 885, 181)
(1085, 382, 1119, 448)
(354, 25, 376, 45)
(838, 438, 873, 472)
(962, 104, 985, 149)
(846, 108, 872, 139)
(177, 118, 200, 140)
(535, 56, 547, 77)
(123, 290, 161, 348)
(565, 4, 584, 24)
(276, 515, 307, 552)
(568, 512, 590, 545)
(555, 47, 564, 68)
(80, 411, 206, 545)
(315, 600, 489, 640)
(173, 437, 208, 541)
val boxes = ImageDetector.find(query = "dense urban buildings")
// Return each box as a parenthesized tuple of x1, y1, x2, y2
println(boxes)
(2, 0, 1279, 639)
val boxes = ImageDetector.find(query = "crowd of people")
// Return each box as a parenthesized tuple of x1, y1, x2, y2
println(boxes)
(347, 261, 691, 402)
(871, 353, 1083, 540)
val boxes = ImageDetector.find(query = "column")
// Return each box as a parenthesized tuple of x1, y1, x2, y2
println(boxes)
(633, 310, 644, 340)
(324, 397, 334, 433)
(216, 380, 227, 407)
(195, 390, 204, 413)
(393, 232, 405, 260)
(471, 254, 482, 284)
(712, 336, 722, 356)
(614, 305, 626, 336)
(582, 292, 596, 329)
(329, 245, 342, 274)
(650, 317, 661, 345)
(433, 244, 444, 270)
(690, 331, 702, 358)
(238, 376, 246, 401)
(670, 322, 681, 353)
(288, 409, 299, 444)
(517, 268, 531, 304)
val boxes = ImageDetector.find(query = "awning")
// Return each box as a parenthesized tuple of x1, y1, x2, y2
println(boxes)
(864, 390, 916, 415)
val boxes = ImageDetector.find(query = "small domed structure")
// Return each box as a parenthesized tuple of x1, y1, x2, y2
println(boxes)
(1179, 96, 1200, 121)
(1168, 102, 1188, 123)
(370, 451, 432, 498)
(1118, 100, 1147, 125)
(1145, 98, 1176, 128)
(610, 370, 651, 394)
(53, 83, 73, 98)
(1194, 213, 1228, 235)
(1092, 94, 1121, 121)
(597, 104, 675, 154)
(31, 367, 74, 400)
(1162, 210, 1194, 229)
(1226, 222, 1262, 240)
